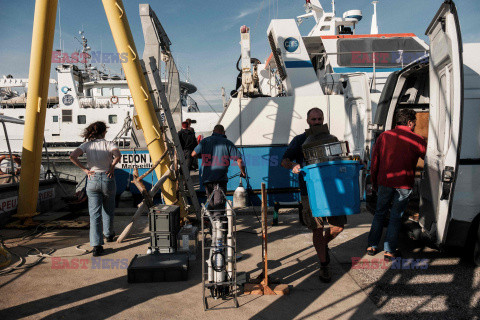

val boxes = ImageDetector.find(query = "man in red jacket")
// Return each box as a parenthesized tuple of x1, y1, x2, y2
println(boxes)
(367, 109, 427, 261)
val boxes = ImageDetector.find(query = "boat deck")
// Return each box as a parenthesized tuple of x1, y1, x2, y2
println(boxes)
(0, 206, 478, 319)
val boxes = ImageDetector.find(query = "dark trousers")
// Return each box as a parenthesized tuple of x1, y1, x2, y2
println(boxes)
(204, 181, 227, 214)
(184, 149, 193, 170)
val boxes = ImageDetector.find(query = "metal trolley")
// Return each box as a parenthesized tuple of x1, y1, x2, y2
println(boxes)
(201, 187, 239, 310)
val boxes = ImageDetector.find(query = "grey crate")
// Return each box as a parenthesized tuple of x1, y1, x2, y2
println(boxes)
(150, 232, 177, 249)
(149, 204, 180, 234)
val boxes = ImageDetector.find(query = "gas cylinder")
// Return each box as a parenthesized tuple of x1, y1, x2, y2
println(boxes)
(233, 178, 247, 208)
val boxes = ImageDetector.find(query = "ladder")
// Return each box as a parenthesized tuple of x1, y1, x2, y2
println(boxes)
(138, 4, 201, 220)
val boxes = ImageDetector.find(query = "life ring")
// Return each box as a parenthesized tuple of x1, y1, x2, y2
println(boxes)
(0, 154, 21, 175)
(110, 95, 119, 104)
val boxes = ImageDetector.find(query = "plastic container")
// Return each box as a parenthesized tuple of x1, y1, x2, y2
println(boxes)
(301, 160, 362, 217)
(150, 232, 177, 249)
(177, 224, 198, 261)
(149, 204, 180, 234)
(127, 253, 189, 283)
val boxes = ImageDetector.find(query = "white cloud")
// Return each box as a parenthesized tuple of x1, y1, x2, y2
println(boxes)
(235, 6, 263, 21)
(223, 2, 266, 31)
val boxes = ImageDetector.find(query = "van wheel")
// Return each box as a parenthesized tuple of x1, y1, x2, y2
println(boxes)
(474, 223, 480, 266)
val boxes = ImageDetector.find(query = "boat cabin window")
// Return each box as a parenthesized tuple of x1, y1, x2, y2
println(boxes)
(338, 26, 353, 35)
(337, 38, 426, 68)
(113, 87, 121, 96)
(77, 115, 86, 124)
(102, 87, 112, 97)
(52, 116, 58, 123)
(62, 110, 72, 123)
(108, 115, 117, 124)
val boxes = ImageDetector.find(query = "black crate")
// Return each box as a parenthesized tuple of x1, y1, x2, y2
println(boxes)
(127, 253, 189, 283)
(150, 232, 177, 250)
(149, 247, 175, 254)
(149, 204, 180, 234)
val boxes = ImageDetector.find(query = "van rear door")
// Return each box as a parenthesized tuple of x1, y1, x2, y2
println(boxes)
(419, 0, 463, 244)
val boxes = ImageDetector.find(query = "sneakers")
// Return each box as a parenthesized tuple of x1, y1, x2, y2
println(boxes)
(92, 245, 104, 257)
(319, 265, 331, 283)
(105, 234, 116, 242)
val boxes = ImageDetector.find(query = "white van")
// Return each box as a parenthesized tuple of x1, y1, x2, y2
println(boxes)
(366, 1, 480, 265)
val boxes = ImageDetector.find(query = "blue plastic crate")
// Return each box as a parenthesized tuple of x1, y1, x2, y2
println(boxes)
(301, 160, 362, 217)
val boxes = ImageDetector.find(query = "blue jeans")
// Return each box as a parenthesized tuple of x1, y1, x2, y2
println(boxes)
(86, 172, 116, 247)
(367, 186, 412, 253)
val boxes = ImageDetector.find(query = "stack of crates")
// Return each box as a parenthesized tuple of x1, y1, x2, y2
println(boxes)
(149, 204, 180, 253)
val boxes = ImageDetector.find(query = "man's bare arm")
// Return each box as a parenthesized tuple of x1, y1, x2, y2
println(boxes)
(281, 158, 301, 174)
(237, 158, 246, 178)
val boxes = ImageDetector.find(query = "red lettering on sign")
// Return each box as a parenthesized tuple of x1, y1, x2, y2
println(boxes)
(361, 53, 372, 64)
(202, 154, 211, 166)
(79, 259, 89, 269)
(51, 257, 62, 269)
(379, 52, 389, 63)
(351, 52, 362, 64)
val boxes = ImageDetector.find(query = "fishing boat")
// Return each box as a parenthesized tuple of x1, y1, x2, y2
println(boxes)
(0, 115, 77, 226)
(215, 0, 429, 204)
(0, 32, 220, 156)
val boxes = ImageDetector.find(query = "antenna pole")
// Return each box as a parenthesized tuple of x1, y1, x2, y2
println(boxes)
(331, 0, 335, 16)
(371, 1, 379, 35)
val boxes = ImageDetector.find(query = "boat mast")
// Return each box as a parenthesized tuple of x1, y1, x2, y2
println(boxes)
(371, 1, 379, 35)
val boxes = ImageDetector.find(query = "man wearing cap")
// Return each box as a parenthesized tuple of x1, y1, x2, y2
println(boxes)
(178, 121, 197, 170)
(281, 107, 346, 283)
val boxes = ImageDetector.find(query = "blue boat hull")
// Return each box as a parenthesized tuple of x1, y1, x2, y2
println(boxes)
(115, 146, 301, 206)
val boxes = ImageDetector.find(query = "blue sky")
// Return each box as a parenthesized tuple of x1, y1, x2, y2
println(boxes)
(0, 0, 479, 111)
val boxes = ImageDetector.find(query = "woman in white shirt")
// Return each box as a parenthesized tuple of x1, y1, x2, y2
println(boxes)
(70, 121, 121, 256)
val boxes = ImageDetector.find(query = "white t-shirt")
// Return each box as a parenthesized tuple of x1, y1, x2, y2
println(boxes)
(78, 139, 120, 172)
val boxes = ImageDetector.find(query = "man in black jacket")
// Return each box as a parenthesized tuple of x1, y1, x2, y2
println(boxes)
(178, 121, 198, 170)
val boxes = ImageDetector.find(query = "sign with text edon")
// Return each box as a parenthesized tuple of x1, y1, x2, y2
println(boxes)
(0, 188, 55, 213)
(116, 152, 153, 169)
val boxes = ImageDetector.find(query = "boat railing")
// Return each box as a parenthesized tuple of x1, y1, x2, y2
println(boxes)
(0, 170, 77, 186)
(0, 172, 19, 185)
(78, 95, 134, 108)
(318, 49, 429, 90)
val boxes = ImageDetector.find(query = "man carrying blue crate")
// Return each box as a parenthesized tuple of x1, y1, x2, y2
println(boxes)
(281, 108, 346, 283)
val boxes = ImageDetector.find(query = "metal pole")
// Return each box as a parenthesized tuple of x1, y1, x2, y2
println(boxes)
(1, 121, 16, 183)
(16, 0, 58, 222)
(102, 0, 183, 212)
(261, 182, 268, 287)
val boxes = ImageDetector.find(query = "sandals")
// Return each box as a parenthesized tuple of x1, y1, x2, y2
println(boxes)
(383, 251, 398, 261)
(366, 247, 378, 256)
